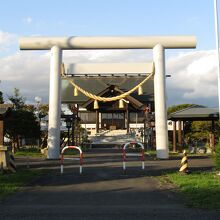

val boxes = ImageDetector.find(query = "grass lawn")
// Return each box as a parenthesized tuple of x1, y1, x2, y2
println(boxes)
(15, 147, 43, 157)
(0, 169, 44, 199)
(146, 150, 211, 159)
(163, 172, 220, 209)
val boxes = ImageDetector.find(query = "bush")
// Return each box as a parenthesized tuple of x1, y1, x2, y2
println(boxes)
(214, 142, 220, 171)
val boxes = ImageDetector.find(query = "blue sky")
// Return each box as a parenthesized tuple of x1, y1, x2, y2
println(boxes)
(0, 0, 216, 49)
(0, 0, 219, 107)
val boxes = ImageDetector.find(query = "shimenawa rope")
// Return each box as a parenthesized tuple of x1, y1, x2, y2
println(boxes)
(61, 64, 155, 102)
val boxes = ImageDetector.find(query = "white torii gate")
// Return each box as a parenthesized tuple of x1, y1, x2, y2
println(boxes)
(19, 36, 197, 159)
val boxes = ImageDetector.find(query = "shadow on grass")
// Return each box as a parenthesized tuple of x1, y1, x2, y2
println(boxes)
(0, 169, 46, 199)
(160, 171, 220, 210)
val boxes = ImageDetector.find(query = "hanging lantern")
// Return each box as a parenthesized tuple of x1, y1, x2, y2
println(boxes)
(74, 87, 78, 96)
(119, 99, 124, 109)
(138, 85, 143, 95)
(94, 100, 99, 109)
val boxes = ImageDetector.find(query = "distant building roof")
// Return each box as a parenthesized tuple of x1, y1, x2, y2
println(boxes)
(168, 105, 219, 121)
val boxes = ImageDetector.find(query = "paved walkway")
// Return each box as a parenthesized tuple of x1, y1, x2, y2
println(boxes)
(0, 149, 220, 220)
(90, 129, 141, 146)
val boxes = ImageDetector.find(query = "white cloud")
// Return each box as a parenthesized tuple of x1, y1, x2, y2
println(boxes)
(0, 49, 152, 103)
(0, 30, 17, 51)
(166, 50, 218, 106)
(0, 51, 50, 103)
(186, 16, 200, 25)
(1, 46, 218, 107)
(63, 49, 152, 63)
(23, 16, 33, 24)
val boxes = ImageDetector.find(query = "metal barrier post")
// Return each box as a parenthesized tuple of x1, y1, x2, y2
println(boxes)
(141, 148, 145, 170)
(79, 152, 83, 174)
(123, 148, 126, 171)
(61, 153, 64, 174)
(60, 146, 83, 174)
(122, 142, 145, 171)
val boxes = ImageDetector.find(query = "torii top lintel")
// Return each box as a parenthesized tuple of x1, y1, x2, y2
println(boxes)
(19, 36, 197, 50)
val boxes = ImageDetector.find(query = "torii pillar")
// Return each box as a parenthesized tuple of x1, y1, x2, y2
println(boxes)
(19, 36, 196, 159)
(153, 44, 168, 158)
(48, 46, 62, 159)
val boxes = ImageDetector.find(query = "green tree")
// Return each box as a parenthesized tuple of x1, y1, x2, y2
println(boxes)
(38, 104, 49, 118)
(23, 104, 35, 113)
(5, 88, 40, 150)
(23, 104, 49, 118)
(5, 110, 40, 149)
(8, 88, 25, 110)
(0, 91, 4, 104)
(190, 121, 213, 141)
(215, 142, 220, 171)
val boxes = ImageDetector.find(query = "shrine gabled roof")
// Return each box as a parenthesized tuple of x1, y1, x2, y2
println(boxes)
(61, 75, 154, 104)
(168, 105, 219, 121)
(81, 86, 145, 112)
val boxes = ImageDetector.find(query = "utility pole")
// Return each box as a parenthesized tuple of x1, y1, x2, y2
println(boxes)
(214, 0, 220, 120)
